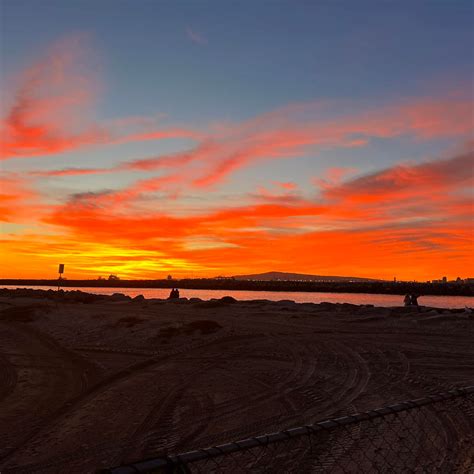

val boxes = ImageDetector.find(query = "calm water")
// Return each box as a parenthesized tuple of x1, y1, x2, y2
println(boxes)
(2, 286, 472, 309)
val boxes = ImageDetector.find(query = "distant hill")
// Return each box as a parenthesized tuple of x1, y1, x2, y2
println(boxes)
(232, 271, 382, 282)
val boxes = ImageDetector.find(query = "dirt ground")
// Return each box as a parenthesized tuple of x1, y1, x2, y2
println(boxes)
(0, 290, 473, 473)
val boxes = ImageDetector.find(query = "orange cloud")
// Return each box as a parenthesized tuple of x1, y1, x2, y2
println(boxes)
(8, 217, 470, 280)
(1, 37, 472, 281)
(0, 174, 46, 222)
(20, 143, 468, 281)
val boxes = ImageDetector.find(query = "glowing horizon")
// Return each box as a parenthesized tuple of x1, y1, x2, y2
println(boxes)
(1, 1, 473, 282)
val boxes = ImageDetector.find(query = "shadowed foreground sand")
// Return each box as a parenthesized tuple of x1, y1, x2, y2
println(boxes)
(0, 289, 473, 473)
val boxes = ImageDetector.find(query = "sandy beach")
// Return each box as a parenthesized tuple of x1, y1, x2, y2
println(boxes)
(0, 289, 473, 473)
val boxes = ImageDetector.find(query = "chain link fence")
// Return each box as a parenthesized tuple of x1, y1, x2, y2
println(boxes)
(103, 386, 474, 474)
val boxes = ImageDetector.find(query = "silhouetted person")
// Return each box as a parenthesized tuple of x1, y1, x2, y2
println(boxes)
(168, 288, 181, 299)
(404, 294, 411, 306)
(411, 294, 419, 306)
(169, 288, 178, 299)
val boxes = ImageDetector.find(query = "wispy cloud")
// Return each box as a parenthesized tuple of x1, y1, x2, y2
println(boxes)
(0, 36, 198, 160)
(186, 27, 208, 45)
(29, 93, 472, 190)
(314, 167, 359, 190)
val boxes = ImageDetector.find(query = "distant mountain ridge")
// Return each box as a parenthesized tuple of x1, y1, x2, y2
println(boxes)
(232, 271, 382, 282)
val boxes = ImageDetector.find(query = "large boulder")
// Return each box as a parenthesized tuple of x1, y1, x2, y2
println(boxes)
(220, 296, 237, 304)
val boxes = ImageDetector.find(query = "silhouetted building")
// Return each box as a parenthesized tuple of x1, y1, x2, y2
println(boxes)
(167, 275, 173, 280)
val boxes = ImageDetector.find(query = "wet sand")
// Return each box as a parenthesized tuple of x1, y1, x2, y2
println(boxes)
(0, 289, 473, 473)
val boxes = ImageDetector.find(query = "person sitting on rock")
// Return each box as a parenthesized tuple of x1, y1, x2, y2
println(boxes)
(169, 288, 181, 299)
(404, 294, 412, 306)
(411, 294, 419, 306)
(169, 288, 178, 299)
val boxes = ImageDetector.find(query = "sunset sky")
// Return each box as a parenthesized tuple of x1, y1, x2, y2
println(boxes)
(1, 0, 473, 281)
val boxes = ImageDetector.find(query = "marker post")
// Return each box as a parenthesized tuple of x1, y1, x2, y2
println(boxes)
(58, 264, 65, 291)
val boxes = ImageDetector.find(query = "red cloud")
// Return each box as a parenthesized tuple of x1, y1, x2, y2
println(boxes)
(314, 167, 358, 190)
(0, 37, 197, 160)
(274, 181, 297, 190)
(0, 35, 107, 159)
(31, 167, 111, 177)
(399, 99, 473, 138)
(123, 141, 217, 171)
(158, 95, 474, 189)
(324, 146, 473, 204)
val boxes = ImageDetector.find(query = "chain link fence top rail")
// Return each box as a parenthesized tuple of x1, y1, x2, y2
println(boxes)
(102, 385, 474, 474)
